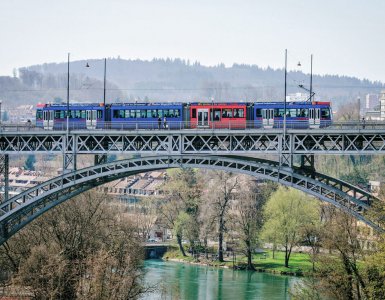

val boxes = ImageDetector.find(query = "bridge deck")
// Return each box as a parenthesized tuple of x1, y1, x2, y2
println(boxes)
(1, 127, 385, 154)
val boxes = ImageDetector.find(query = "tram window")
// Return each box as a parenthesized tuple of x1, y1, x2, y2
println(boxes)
(174, 109, 180, 118)
(147, 110, 152, 118)
(321, 108, 330, 118)
(128, 110, 134, 118)
(287, 109, 297, 117)
(113, 110, 120, 118)
(233, 108, 244, 118)
(36, 110, 43, 120)
(75, 110, 81, 118)
(152, 109, 158, 118)
(80, 110, 85, 118)
(213, 109, 221, 121)
(255, 109, 262, 117)
(139, 109, 146, 118)
(299, 109, 308, 117)
(60, 111, 65, 118)
(97, 110, 102, 119)
(192, 109, 196, 118)
(222, 108, 232, 118)
(136, 110, 141, 118)
(124, 110, 129, 118)
(275, 109, 285, 117)
(54, 111, 61, 119)
(163, 109, 170, 118)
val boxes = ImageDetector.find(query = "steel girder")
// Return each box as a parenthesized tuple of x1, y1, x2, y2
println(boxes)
(0, 154, 9, 202)
(2, 129, 385, 154)
(0, 154, 382, 245)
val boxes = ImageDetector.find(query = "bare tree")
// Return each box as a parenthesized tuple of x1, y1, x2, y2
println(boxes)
(203, 171, 239, 262)
(0, 191, 149, 300)
(159, 168, 201, 256)
(230, 179, 274, 269)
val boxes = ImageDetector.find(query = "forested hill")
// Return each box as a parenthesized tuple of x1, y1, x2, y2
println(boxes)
(0, 58, 383, 108)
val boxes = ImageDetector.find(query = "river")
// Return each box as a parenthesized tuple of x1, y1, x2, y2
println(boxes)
(142, 259, 300, 300)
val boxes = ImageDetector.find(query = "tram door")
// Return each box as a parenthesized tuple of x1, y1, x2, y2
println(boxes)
(86, 110, 97, 129)
(43, 110, 54, 130)
(262, 109, 274, 128)
(309, 108, 320, 128)
(197, 109, 209, 127)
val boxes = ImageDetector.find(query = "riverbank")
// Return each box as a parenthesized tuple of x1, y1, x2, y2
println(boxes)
(163, 248, 313, 276)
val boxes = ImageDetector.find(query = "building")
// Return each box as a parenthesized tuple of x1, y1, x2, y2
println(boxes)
(5, 105, 35, 123)
(287, 93, 309, 102)
(365, 94, 379, 110)
(95, 171, 166, 200)
(380, 90, 385, 121)
(0, 167, 50, 198)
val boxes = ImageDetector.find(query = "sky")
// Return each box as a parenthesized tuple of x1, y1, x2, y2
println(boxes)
(1, 0, 384, 82)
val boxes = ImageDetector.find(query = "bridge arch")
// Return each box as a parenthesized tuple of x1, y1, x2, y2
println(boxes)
(0, 154, 382, 244)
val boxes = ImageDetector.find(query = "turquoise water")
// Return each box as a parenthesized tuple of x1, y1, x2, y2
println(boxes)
(142, 260, 300, 300)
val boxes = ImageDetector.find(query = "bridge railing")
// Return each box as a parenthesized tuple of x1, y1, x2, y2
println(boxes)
(0, 120, 382, 132)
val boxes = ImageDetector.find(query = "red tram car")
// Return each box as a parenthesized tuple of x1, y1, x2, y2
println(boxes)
(189, 103, 247, 129)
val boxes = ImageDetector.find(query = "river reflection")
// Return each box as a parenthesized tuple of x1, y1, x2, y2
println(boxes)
(142, 260, 300, 300)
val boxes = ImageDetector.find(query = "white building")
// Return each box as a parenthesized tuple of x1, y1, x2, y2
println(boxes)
(287, 93, 308, 102)
(365, 94, 379, 110)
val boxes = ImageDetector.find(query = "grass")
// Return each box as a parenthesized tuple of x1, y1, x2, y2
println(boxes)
(163, 246, 313, 276)
(250, 250, 313, 275)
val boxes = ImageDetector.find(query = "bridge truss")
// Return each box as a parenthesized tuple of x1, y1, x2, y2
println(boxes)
(0, 128, 384, 243)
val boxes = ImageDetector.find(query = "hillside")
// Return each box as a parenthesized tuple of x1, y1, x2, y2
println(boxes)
(0, 58, 383, 109)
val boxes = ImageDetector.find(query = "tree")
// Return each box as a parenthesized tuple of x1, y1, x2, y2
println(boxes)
(24, 154, 36, 171)
(261, 186, 320, 268)
(230, 179, 275, 270)
(132, 197, 158, 242)
(159, 168, 201, 256)
(0, 191, 149, 299)
(305, 207, 367, 300)
(203, 171, 239, 262)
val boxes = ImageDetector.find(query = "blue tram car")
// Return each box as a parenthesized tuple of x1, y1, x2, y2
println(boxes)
(36, 103, 105, 130)
(109, 103, 183, 129)
(251, 101, 332, 129)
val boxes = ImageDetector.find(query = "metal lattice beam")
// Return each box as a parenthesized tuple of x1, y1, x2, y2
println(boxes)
(0, 154, 382, 245)
(2, 129, 385, 154)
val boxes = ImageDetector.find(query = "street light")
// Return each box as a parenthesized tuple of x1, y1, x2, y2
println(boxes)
(85, 58, 107, 106)
(0, 100, 2, 127)
(66, 53, 70, 132)
(283, 49, 287, 132)
(297, 54, 314, 102)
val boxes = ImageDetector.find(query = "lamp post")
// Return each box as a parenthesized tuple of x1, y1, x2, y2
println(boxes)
(66, 53, 70, 132)
(86, 58, 107, 106)
(283, 49, 287, 132)
(297, 54, 314, 102)
(310, 54, 313, 102)
(0, 100, 2, 127)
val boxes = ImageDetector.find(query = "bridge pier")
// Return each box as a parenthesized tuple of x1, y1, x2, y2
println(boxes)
(63, 135, 76, 172)
(300, 154, 315, 171)
(63, 153, 77, 172)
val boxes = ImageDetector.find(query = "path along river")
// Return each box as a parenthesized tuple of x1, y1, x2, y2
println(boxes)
(142, 259, 301, 300)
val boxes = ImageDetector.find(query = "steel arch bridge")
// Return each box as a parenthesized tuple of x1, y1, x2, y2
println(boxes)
(0, 154, 382, 245)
